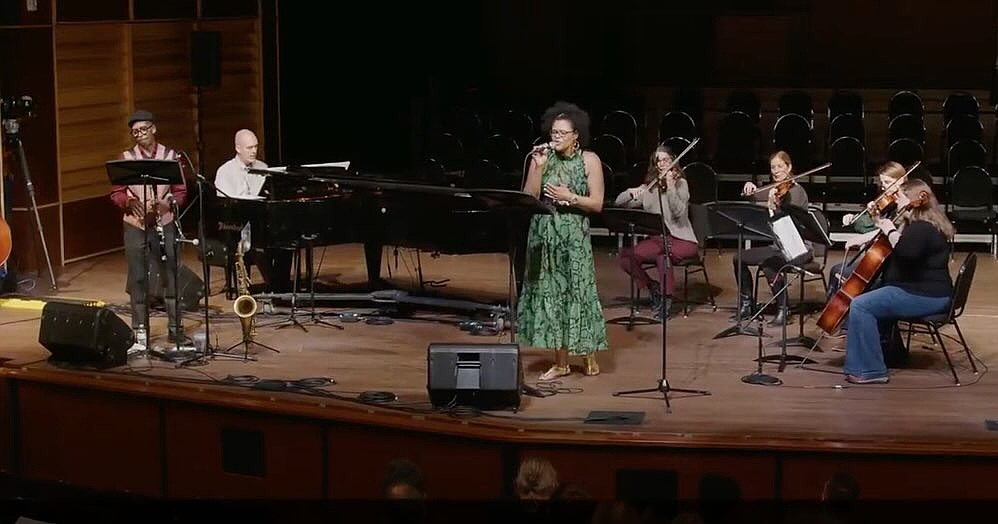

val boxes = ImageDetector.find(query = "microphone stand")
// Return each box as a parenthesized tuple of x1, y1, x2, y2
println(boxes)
(614, 139, 710, 413)
(177, 171, 244, 366)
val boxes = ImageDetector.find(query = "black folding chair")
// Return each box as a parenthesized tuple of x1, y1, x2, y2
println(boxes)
(897, 253, 980, 385)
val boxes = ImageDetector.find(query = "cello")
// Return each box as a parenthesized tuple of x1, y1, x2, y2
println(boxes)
(815, 190, 928, 335)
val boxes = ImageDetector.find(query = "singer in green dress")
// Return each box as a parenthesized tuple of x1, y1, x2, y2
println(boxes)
(518, 101, 609, 380)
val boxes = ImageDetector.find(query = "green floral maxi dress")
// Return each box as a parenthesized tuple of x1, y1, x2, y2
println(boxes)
(517, 151, 609, 355)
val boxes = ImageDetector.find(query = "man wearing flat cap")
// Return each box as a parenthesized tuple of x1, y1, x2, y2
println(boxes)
(110, 110, 188, 353)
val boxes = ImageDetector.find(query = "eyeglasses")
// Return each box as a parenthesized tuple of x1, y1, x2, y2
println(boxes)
(550, 129, 575, 138)
(131, 125, 154, 137)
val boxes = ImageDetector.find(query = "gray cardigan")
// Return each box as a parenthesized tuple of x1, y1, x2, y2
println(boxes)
(613, 179, 698, 245)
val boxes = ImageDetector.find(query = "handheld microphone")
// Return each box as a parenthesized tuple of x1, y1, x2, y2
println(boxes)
(529, 142, 555, 155)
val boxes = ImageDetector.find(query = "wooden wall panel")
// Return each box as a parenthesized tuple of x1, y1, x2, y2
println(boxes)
(198, 19, 263, 176)
(132, 22, 197, 162)
(55, 24, 131, 203)
(781, 454, 998, 500)
(521, 446, 777, 501)
(7, 205, 62, 275)
(63, 196, 122, 261)
(163, 404, 324, 498)
(327, 425, 505, 499)
(0, 28, 59, 208)
(17, 382, 162, 496)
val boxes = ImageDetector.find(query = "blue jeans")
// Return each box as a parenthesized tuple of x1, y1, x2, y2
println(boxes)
(844, 286, 950, 380)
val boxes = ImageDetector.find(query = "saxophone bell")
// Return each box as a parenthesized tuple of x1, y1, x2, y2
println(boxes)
(234, 293, 257, 339)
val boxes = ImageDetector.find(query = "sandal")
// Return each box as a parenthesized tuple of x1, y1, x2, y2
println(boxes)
(583, 355, 600, 376)
(539, 365, 571, 381)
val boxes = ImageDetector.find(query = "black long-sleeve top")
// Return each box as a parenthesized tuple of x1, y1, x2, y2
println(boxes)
(883, 220, 952, 298)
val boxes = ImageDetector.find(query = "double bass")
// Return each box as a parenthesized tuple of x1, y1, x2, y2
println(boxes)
(0, 216, 10, 267)
(815, 191, 928, 335)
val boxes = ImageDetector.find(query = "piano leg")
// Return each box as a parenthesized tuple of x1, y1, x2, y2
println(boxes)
(364, 241, 387, 289)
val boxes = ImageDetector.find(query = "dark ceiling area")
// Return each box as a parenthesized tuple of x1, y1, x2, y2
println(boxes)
(276, 0, 997, 172)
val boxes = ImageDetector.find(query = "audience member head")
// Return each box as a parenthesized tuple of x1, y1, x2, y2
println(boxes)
(514, 457, 559, 500)
(383, 458, 426, 500)
(822, 472, 860, 519)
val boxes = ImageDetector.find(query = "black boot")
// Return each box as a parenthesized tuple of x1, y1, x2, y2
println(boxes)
(654, 297, 672, 322)
(648, 282, 663, 311)
(735, 294, 755, 321)
(768, 288, 789, 327)
(165, 298, 188, 345)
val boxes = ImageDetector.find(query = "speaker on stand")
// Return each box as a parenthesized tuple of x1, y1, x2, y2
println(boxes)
(190, 30, 221, 179)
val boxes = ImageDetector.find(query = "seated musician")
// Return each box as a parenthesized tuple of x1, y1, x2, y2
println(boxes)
(734, 151, 810, 326)
(614, 145, 698, 320)
(843, 179, 953, 384)
(214, 129, 293, 292)
(827, 162, 908, 307)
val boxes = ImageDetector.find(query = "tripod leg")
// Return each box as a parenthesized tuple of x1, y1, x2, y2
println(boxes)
(14, 139, 57, 290)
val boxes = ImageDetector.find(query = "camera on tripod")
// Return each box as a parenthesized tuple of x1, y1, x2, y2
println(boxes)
(1, 95, 35, 136)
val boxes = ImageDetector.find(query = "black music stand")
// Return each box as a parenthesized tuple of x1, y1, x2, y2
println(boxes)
(760, 205, 831, 371)
(614, 169, 711, 412)
(105, 159, 189, 357)
(463, 189, 552, 342)
(602, 208, 663, 329)
(706, 201, 773, 339)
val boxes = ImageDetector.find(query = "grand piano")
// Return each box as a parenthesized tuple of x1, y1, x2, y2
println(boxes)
(213, 165, 546, 315)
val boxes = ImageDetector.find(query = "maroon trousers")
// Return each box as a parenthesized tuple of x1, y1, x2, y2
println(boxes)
(618, 235, 699, 295)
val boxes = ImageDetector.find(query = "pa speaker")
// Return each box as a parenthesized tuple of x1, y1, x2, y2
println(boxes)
(191, 30, 221, 88)
(149, 264, 205, 311)
(427, 343, 522, 411)
(39, 302, 132, 368)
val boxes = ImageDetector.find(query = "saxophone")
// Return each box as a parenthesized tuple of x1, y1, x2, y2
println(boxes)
(232, 241, 257, 341)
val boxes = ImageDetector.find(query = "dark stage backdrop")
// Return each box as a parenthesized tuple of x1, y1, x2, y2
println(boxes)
(277, 0, 996, 172)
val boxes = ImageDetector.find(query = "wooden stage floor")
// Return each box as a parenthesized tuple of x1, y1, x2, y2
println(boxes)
(2, 243, 997, 456)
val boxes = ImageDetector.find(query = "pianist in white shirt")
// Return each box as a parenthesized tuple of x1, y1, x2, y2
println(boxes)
(214, 129, 268, 198)
(213, 129, 293, 292)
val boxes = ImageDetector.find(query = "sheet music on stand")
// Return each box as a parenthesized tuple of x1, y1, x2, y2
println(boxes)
(771, 215, 808, 261)
(268, 161, 351, 172)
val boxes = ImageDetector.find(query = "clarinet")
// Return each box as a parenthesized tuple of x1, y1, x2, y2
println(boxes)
(154, 188, 168, 262)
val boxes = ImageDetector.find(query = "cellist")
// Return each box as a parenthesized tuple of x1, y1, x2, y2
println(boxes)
(843, 179, 954, 384)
